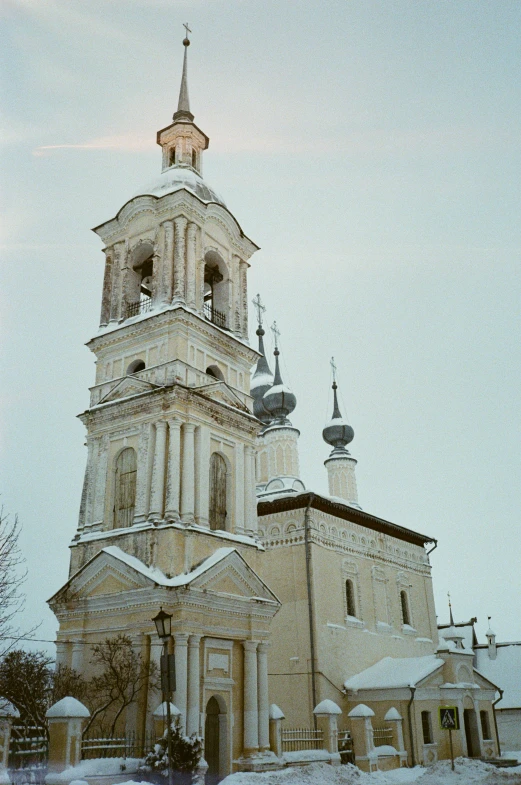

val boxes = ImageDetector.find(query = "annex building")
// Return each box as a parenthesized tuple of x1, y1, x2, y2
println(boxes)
(49, 37, 502, 779)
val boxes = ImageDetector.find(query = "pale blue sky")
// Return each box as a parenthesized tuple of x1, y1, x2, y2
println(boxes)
(1, 0, 520, 653)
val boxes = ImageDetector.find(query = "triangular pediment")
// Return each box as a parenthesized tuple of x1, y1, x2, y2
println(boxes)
(193, 381, 250, 413)
(99, 375, 160, 404)
(473, 669, 500, 691)
(49, 548, 156, 605)
(187, 549, 279, 604)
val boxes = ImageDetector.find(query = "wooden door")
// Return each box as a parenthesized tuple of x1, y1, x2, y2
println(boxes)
(209, 453, 227, 531)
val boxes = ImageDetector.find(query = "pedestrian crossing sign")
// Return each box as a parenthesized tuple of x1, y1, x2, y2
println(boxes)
(438, 706, 459, 730)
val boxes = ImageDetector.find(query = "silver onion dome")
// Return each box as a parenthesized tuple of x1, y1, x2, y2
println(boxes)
(323, 380, 354, 451)
(262, 346, 296, 424)
(251, 325, 274, 425)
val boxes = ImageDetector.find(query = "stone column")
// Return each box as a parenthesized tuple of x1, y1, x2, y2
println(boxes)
(242, 641, 259, 756)
(99, 248, 113, 327)
(55, 641, 68, 669)
(187, 635, 202, 736)
(239, 258, 248, 339)
(244, 446, 257, 537)
(194, 425, 210, 528)
(160, 221, 174, 306)
(165, 418, 181, 521)
(172, 216, 187, 304)
(186, 223, 197, 308)
(180, 423, 196, 523)
(92, 434, 109, 526)
(135, 422, 154, 524)
(109, 242, 123, 323)
(234, 442, 245, 535)
(149, 421, 168, 521)
(84, 438, 98, 528)
(173, 633, 189, 734)
(257, 642, 270, 753)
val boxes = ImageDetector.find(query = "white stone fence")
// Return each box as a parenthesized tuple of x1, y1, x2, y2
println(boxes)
(348, 704, 407, 772)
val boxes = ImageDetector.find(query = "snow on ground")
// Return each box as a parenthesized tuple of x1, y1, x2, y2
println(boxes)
(218, 758, 521, 785)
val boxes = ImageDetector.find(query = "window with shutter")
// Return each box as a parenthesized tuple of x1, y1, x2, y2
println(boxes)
(114, 447, 137, 529)
(209, 453, 227, 531)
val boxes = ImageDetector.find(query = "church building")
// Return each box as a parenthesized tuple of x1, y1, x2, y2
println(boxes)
(48, 36, 501, 778)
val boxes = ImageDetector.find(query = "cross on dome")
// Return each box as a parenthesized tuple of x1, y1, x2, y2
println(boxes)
(252, 293, 266, 327)
(330, 356, 337, 383)
(271, 321, 281, 350)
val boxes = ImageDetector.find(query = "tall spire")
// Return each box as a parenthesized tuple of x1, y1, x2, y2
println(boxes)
(262, 322, 297, 425)
(173, 25, 194, 123)
(251, 294, 274, 426)
(322, 358, 354, 454)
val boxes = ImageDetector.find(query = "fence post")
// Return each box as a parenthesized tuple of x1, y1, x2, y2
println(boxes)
(268, 705, 284, 758)
(45, 697, 90, 785)
(348, 703, 375, 772)
(384, 707, 405, 754)
(313, 700, 342, 766)
(0, 699, 20, 784)
(152, 702, 181, 740)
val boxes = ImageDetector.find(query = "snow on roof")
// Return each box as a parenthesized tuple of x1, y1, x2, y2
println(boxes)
(475, 643, 521, 709)
(0, 699, 19, 718)
(344, 655, 444, 691)
(102, 545, 236, 587)
(438, 621, 475, 652)
(134, 165, 226, 206)
(46, 697, 90, 718)
(314, 699, 341, 715)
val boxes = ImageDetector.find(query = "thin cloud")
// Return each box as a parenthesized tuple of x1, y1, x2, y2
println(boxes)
(33, 132, 154, 156)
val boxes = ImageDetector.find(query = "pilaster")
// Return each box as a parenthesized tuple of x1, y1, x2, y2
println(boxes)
(242, 640, 259, 756)
(165, 418, 181, 521)
(234, 442, 245, 535)
(186, 222, 197, 308)
(180, 423, 196, 523)
(257, 642, 270, 752)
(149, 421, 168, 521)
(92, 434, 109, 526)
(99, 248, 113, 327)
(173, 216, 187, 304)
(135, 422, 153, 523)
(173, 633, 189, 734)
(187, 634, 202, 736)
(194, 424, 210, 528)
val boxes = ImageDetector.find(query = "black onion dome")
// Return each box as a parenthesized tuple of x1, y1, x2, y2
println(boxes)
(251, 327, 274, 424)
(323, 382, 354, 450)
(262, 348, 296, 423)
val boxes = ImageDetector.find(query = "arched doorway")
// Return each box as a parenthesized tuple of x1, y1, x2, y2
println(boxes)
(204, 696, 224, 784)
(464, 705, 481, 757)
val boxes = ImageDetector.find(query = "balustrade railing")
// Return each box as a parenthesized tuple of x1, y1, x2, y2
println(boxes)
(81, 730, 154, 759)
(125, 298, 153, 319)
(281, 727, 324, 752)
(203, 302, 226, 328)
(373, 726, 393, 746)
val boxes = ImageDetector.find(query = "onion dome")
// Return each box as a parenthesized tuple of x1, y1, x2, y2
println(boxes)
(323, 368, 354, 453)
(251, 325, 274, 424)
(262, 323, 296, 425)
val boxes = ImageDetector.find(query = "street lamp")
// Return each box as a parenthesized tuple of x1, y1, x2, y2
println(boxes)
(152, 608, 174, 785)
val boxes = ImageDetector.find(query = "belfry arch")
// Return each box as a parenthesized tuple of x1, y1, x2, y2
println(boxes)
(204, 249, 229, 328)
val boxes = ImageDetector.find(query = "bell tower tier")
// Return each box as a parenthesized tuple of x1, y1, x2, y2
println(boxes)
(72, 36, 264, 578)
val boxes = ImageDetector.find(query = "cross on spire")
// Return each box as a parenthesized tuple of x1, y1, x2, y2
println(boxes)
(252, 293, 266, 327)
(271, 321, 281, 349)
(330, 356, 337, 383)
(183, 22, 192, 41)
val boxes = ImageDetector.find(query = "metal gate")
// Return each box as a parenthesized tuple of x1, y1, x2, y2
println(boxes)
(8, 724, 48, 785)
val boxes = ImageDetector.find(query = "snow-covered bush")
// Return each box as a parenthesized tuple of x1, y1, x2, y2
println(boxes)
(138, 724, 202, 785)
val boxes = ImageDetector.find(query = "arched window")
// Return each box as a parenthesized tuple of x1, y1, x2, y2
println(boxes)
(169, 148, 176, 166)
(191, 149, 197, 168)
(421, 711, 433, 744)
(209, 453, 227, 531)
(206, 365, 225, 381)
(480, 710, 491, 740)
(126, 359, 145, 375)
(400, 590, 411, 626)
(345, 579, 356, 617)
(114, 447, 137, 529)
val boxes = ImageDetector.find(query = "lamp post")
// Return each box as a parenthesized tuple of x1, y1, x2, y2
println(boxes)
(152, 608, 174, 785)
